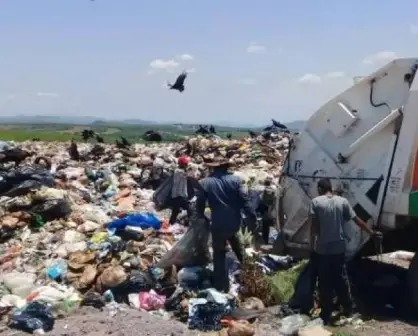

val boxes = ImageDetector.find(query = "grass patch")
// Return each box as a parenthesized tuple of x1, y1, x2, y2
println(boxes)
(0, 130, 75, 142)
(0, 126, 249, 143)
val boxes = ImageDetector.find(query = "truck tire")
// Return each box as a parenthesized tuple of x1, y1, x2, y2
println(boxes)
(407, 253, 418, 309)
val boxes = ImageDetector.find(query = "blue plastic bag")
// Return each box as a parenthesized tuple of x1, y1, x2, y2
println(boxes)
(46, 259, 67, 281)
(107, 212, 161, 235)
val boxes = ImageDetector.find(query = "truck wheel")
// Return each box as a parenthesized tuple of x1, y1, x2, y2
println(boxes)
(407, 253, 418, 309)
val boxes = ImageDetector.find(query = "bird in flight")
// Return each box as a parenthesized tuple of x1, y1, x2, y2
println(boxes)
(167, 71, 188, 93)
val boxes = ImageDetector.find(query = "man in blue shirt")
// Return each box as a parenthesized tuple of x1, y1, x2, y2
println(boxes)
(196, 157, 257, 292)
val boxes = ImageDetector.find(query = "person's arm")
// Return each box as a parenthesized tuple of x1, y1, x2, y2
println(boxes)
(343, 199, 373, 235)
(238, 180, 257, 221)
(309, 200, 318, 251)
(195, 181, 207, 217)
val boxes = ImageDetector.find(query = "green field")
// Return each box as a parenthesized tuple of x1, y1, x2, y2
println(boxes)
(0, 123, 252, 143)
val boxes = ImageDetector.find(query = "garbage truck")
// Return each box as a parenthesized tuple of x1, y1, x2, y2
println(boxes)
(275, 58, 418, 307)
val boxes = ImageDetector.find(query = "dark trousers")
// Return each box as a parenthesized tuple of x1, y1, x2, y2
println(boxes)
(317, 253, 353, 324)
(211, 229, 244, 293)
(261, 218, 273, 244)
(169, 197, 191, 224)
(258, 204, 273, 244)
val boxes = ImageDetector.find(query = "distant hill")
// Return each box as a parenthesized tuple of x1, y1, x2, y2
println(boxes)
(0, 115, 307, 130)
(0, 115, 99, 125)
(0, 115, 157, 126)
(285, 120, 306, 131)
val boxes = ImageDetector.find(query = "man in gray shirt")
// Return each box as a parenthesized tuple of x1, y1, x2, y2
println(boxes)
(310, 178, 381, 325)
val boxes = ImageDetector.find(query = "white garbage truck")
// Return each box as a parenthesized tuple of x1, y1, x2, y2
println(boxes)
(276, 58, 418, 307)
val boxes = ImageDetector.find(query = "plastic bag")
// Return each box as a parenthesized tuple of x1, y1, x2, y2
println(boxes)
(0, 166, 55, 197)
(177, 266, 207, 289)
(46, 259, 67, 281)
(30, 199, 71, 221)
(81, 292, 106, 309)
(28, 284, 80, 306)
(157, 216, 210, 269)
(2, 272, 36, 298)
(9, 301, 54, 334)
(107, 212, 161, 235)
(279, 314, 310, 335)
(138, 290, 166, 311)
(152, 175, 174, 210)
(111, 270, 155, 303)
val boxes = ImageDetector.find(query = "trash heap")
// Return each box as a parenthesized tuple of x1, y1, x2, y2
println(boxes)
(0, 131, 305, 335)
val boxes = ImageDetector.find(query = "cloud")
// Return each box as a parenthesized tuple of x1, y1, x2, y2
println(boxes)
(296, 71, 347, 85)
(247, 42, 266, 53)
(149, 58, 180, 72)
(325, 71, 345, 79)
(36, 92, 59, 97)
(177, 54, 194, 61)
(239, 78, 257, 85)
(410, 24, 418, 35)
(297, 73, 321, 84)
(362, 51, 398, 65)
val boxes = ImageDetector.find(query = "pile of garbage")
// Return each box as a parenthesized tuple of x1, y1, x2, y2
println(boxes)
(0, 130, 302, 335)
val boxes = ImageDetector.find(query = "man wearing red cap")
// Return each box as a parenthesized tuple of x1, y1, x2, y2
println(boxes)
(169, 156, 193, 224)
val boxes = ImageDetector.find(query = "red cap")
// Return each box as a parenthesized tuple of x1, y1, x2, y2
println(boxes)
(177, 156, 190, 166)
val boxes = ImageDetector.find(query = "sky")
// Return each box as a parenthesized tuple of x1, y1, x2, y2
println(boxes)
(1, 1, 418, 125)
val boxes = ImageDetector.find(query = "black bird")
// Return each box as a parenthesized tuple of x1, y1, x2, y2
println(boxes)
(168, 71, 187, 93)
(95, 135, 104, 143)
(226, 133, 232, 140)
(143, 130, 162, 142)
(69, 139, 80, 161)
(115, 139, 125, 149)
(121, 136, 131, 147)
(271, 119, 288, 130)
(0, 148, 32, 166)
(209, 125, 216, 134)
(81, 129, 90, 141)
(82, 129, 96, 141)
(195, 125, 210, 135)
(263, 125, 274, 132)
(248, 130, 258, 138)
(90, 144, 105, 157)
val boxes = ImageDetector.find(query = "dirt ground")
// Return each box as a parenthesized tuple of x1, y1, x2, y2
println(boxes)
(0, 306, 196, 336)
(0, 304, 416, 336)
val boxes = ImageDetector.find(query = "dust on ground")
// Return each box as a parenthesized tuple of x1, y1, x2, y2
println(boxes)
(0, 307, 196, 336)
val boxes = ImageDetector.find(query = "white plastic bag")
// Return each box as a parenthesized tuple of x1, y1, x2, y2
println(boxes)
(2, 272, 36, 298)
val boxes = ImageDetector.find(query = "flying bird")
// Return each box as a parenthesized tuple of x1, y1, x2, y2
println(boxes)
(168, 71, 187, 93)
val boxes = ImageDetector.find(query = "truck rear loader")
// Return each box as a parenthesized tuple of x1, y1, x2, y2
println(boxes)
(276, 58, 418, 308)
